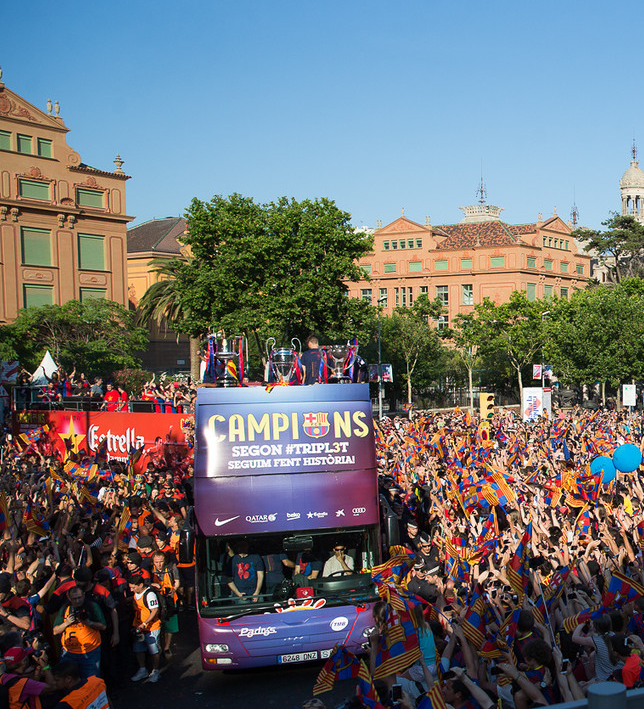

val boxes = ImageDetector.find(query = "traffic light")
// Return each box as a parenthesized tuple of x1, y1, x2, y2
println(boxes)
(479, 392, 495, 420)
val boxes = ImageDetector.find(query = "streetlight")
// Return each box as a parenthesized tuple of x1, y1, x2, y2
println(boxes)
(377, 295, 387, 420)
(541, 310, 550, 391)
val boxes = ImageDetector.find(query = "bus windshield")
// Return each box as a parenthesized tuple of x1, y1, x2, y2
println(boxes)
(196, 524, 380, 617)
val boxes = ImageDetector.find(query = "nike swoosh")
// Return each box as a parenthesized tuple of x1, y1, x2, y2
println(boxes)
(214, 516, 240, 526)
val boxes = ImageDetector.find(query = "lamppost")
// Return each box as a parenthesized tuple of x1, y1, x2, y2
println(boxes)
(541, 310, 550, 391)
(377, 295, 387, 420)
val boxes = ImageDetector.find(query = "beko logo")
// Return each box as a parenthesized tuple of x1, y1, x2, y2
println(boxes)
(352, 507, 366, 515)
(238, 626, 277, 638)
(245, 513, 277, 523)
(286, 512, 301, 521)
(330, 616, 349, 632)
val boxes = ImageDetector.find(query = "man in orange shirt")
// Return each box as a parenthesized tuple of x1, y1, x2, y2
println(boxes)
(129, 575, 161, 683)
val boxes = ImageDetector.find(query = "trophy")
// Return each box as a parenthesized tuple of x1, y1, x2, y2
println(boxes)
(212, 334, 243, 387)
(266, 337, 302, 385)
(323, 341, 358, 384)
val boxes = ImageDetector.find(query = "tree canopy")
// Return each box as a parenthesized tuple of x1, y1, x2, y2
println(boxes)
(0, 299, 148, 375)
(172, 193, 375, 354)
(573, 213, 644, 283)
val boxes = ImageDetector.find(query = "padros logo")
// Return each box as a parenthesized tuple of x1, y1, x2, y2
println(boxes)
(238, 626, 277, 638)
(245, 513, 277, 524)
(330, 616, 349, 632)
(352, 507, 367, 515)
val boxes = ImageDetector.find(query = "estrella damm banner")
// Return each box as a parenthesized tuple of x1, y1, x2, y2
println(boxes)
(195, 383, 376, 478)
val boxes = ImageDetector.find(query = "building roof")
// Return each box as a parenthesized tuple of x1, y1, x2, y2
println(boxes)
(433, 220, 535, 249)
(620, 159, 644, 189)
(69, 163, 130, 180)
(127, 217, 186, 255)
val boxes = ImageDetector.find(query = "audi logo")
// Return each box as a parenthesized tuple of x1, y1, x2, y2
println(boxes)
(352, 507, 366, 515)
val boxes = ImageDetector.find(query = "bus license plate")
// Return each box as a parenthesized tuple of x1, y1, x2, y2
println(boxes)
(279, 651, 318, 664)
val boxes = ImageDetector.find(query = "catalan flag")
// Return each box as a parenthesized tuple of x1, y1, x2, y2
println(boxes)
(417, 682, 446, 709)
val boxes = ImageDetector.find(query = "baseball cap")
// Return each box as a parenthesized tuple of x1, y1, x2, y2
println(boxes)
(3, 647, 30, 667)
(73, 567, 93, 584)
(418, 532, 431, 545)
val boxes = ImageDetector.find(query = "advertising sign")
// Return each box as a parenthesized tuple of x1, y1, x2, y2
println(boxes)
(13, 410, 193, 472)
(194, 383, 379, 535)
(522, 387, 543, 422)
(623, 384, 637, 408)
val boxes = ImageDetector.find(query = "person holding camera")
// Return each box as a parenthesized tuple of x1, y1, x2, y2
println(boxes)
(52, 587, 106, 679)
(129, 575, 161, 683)
(0, 644, 55, 709)
(150, 550, 179, 658)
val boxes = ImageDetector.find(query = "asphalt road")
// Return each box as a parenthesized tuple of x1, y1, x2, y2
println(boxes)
(108, 610, 357, 709)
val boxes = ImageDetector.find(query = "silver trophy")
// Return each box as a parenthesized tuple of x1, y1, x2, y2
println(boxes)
(323, 342, 358, 384)
(266, 337, 302, 385)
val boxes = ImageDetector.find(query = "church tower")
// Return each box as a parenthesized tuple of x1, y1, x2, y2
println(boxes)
(620, 142, 644, 224)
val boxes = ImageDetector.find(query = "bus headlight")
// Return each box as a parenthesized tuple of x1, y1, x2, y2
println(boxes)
(362, 626, 376, 638)
(205, 643, 230, 653)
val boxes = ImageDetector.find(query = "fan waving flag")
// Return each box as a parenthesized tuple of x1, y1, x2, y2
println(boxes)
(313, 645, 383, 708)
(0, 492, 9, 533)
(507, 522, 532, 595)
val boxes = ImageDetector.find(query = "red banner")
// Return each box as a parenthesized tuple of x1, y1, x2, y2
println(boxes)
(13, 410, 193, 473)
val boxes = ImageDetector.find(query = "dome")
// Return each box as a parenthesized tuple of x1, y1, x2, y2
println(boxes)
(620, 160, 644, 189)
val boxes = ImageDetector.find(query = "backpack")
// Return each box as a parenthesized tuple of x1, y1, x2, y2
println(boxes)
(154, 569, 177, 622)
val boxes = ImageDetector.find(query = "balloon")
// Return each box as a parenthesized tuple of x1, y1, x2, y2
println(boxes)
(590, 455, 617, 484)
(612, 443, 643, 473)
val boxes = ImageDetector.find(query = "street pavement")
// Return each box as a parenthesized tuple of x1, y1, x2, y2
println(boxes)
(108, 609, 357, 709)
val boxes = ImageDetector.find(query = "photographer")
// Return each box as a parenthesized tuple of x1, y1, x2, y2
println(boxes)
(52, 587, 105, 679)
(0, 644, 55, 709)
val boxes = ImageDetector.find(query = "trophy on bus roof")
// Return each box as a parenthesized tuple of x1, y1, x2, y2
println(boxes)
(322, 340, 358, 384)
(265, 337, 302, 385)
(203, 331, 246, 387)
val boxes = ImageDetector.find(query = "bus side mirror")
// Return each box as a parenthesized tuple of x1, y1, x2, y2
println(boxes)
(178, 509, 194, 565)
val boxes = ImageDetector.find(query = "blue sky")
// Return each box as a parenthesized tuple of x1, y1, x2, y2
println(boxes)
(4, 1, 641, 230)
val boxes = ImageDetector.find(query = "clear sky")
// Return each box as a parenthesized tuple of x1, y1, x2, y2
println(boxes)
(3, 1, 641, 231)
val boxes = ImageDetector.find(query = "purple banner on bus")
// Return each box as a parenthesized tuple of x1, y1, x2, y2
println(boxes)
(193, 384, 379, 536)
(194, 384, 377, 479)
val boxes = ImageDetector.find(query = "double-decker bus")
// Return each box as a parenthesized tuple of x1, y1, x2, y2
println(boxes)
(185, 383, 382, 669)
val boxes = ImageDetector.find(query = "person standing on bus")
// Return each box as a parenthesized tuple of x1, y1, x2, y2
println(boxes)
(300, 334, 322, 385)
(228, 541, 265, 603)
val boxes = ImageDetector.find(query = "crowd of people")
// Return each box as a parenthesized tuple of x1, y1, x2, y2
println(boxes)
(308, 405, 644, 708)
(15, 368, 197, 414)
(0, 418, 194, 708)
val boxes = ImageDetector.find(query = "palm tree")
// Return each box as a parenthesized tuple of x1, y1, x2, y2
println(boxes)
(136, 257, 201, 380)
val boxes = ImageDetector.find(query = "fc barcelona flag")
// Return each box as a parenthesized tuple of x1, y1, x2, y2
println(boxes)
(0, 492, 9, 533)
(507, 522, 532, 595)
(313, 645, 383, 708)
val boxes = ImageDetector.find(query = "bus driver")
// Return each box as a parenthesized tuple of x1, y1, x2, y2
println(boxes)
(322, 544, 355, 577)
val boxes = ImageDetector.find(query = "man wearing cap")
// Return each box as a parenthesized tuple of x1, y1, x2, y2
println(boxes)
(0, 645, 55, 709)
(415, 532, 442, 575)
(124, 551, 151, 583)
(406, 561, 438, 603)
(400, 519, 421, 552)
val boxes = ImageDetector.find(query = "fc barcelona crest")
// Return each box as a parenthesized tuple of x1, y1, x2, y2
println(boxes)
(302, 412, 330, 438)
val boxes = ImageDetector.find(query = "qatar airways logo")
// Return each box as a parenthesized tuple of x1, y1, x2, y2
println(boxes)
(88, 425, 145, 454)
(245, 513, 277, 523)
(238, 626, 277, 638)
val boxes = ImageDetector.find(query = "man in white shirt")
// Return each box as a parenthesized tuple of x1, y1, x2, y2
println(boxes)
(322, 544, 355, 577)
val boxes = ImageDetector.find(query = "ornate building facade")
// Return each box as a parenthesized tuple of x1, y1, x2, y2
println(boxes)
(347, 200, 592, 328)
(0, 74, 131, 322)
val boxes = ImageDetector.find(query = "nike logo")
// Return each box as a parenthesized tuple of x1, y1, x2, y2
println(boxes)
(214, 516, 240, 527)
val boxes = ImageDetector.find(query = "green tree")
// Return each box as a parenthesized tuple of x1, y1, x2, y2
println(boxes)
(0, 299, 148, 375)
(573, 213, 644, 284)
(448, 311, 487, 412)
(382, 295, 444, 404)
(136, 257, 202, 379)
(176, 194, 374, 357)
(544, 282, 644, 403)
(474, 292, 549, 405)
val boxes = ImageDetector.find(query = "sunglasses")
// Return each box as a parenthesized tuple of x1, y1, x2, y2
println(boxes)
(334, 547, 346, 552)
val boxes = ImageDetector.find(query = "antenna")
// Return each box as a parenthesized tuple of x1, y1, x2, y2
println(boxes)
(570, 187, 579, 226)
(476, 159, 487, 204)
(633, 138, 638, 162)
